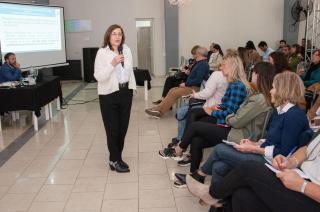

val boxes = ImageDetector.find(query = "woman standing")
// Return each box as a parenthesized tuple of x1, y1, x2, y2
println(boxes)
(94, 24, 136, 173)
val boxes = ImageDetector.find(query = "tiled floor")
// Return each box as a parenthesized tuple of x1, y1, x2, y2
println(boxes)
(0, 77, 210, 212)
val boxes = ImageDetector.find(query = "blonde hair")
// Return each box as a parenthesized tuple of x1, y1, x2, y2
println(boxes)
(273, 72, 305, 106)
(223, 51, 251, 91)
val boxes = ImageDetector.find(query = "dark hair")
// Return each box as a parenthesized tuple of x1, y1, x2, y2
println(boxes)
(103, 24, 125, 50)
(253, 62, 275, 105)
(269, 51, 290, 73)
(280, 39, 287, 44)
(213, 44, 224, 56)
(4, 52, 15, 61)
(291, 44, 302, 54)
(245, 40, 256, 50)
(282, 44, 291, 49)
(258, 41, 268, 48)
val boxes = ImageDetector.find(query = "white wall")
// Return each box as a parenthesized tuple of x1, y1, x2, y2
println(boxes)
(50, 0, 166, 76)
(179, 0, 284, 58)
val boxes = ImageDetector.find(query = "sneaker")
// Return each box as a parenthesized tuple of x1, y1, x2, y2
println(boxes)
(167, 137, 179, 148)
(174, 179, 187, 188)
(152, 99, 162, 105)
(145, 108, 162, 118)
(175, 173, 187, 182)
(158, 148, 183, 161)
(178, 156, 191, 167)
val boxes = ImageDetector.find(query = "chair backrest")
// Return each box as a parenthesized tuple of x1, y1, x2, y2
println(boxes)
(261, 109, 273, 139)
(298, 128, 314, 148)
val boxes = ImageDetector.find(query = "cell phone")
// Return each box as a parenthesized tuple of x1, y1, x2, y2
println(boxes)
(218, 105, 226, 110)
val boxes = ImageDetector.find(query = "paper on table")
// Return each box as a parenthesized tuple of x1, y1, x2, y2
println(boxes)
(265, 163, 310, 179)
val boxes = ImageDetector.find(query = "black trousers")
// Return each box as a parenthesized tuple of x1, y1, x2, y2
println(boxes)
(211, 161, 320, 212)
(180, 119, 230, 172)
(161, 75, 182, 98)
(99, 88, 133, 162)
(184, 107, 209, 130)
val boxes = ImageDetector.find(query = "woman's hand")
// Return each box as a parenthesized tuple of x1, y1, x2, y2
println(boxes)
(272, 155, 297, 170)
(234, 143, 258, 153)
(111, 55, 124, 67)
(239, 139, 258, 145)
(203, 107, 213, 116)
(276, 169, 305, 192)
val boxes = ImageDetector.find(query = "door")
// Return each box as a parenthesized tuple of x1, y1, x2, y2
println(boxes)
(136, 19, 154, 75)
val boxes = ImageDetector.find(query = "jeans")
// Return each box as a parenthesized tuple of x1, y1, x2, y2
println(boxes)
(200, 143, 265, 187)
(176, 104, 202, 140)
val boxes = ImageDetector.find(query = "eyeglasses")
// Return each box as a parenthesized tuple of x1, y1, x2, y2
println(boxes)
(111, 33, 123, 37)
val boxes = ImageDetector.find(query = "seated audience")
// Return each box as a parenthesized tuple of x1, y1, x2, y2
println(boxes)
(187, 136, 320, 211)
(269, 51, 291, 74)
(258, 41, 274, 62)
(0, 52, 22, 84)
(277, 39, 287, 51)
(288, 44, 304, 72)
(172, 62, 275, 188)
(245, 40, 256, 51)
(208, 44, 223, 71)
(298, 49, 320, 87)
(186, 72, 310, 207)
(158, 52, 250, 168)
(152, 45, 199, 105)
(145, 47, 209, 118)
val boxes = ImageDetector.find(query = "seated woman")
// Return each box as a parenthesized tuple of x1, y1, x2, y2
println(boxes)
(268, 51, 290, 74)
(152, 46, 198, 105)
(298, 49, 320, 88)
(208, 44, 223, 72)
(172, 62, 275, 188)
(186, 72, 311, 206)
(173, 66, 228, 149)
(145, 47, 209, 118)
(159, 52, 250, 162)
(187, 134, 320, 212)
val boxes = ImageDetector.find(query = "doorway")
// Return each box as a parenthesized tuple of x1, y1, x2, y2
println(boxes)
(136, 19, 154, 75)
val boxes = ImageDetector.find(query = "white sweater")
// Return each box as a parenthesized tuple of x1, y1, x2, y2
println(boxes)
(194, 71, 228, 107)
(208, 52, 223, 71)
(94, 44, 137, 95)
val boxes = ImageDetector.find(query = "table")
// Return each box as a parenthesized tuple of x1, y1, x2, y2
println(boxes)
(0, 76, 62, 131)
(133, 68, 151, 101)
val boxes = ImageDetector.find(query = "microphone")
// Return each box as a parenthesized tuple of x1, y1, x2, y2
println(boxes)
(118, 45, 124, 68)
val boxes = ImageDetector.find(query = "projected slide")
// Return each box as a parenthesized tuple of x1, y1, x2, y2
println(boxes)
(0, 4, 62, 53)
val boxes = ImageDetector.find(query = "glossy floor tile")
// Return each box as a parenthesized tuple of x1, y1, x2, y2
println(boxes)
(0, 78, 210, 211)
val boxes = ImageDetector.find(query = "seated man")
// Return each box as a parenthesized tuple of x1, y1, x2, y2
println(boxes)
(145, 46, 210, 118)
(0, 52, 22, 83)
(258, 41, 274, 62)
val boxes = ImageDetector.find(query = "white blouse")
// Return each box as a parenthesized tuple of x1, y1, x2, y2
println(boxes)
(301, 134, 320, 185)
(94, 44, 137, 95)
